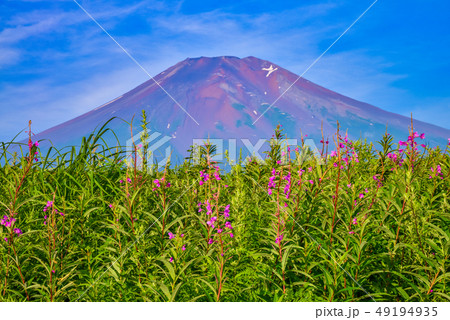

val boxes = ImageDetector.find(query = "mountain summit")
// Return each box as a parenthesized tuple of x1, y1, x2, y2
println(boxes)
(28, 56, 450, 161)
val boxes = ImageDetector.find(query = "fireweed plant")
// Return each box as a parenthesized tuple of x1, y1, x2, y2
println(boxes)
(0, 116, 449, 302)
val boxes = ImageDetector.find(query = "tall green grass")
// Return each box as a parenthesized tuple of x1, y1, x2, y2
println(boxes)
(0, 119, 449, 301)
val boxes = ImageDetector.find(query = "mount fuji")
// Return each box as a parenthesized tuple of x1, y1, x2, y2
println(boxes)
(20, 56, 450, 163)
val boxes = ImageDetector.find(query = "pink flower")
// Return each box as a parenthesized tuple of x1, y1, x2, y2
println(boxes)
(359, 193, 364, 199)
(52, 270, 55, 273)
(217, 228, 223, 234)
(347, 183, 352, 188)
(180, 234, 184, 238)
(34, 141, 39, 147)
(330, 151, 337, 157)
(168, 232, 175, 239)
(109, 204, 113, 208)
(229, 233, 234, 238)
(420, 133, 425, 139)
(182, 245, 186, 251)
(208, 238, 214, 244)
(206, 201, 212, 215)
(352, 218, 357, 225)
(339, 143, 345, 149)
(223, 205, 230, 218)
(275, 234, 283, 244)
(309, 180, 314, 184)
(169, 257, 174, 263)
(349, 231, 355, 235)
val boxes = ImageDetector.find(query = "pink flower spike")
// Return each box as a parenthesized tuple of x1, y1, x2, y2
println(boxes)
(208, 238, 214, 244)
(168, 232, 175, 239)
(34, 141, 39, 147)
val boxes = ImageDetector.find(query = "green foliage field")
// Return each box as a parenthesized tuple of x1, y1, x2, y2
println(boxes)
(0, 120, 449, 302)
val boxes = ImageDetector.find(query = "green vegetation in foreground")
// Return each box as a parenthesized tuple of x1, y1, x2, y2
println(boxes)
(0, 119, 449, 302)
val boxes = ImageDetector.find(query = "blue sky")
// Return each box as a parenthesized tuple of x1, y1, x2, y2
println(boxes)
(1, 0, 449, 142)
